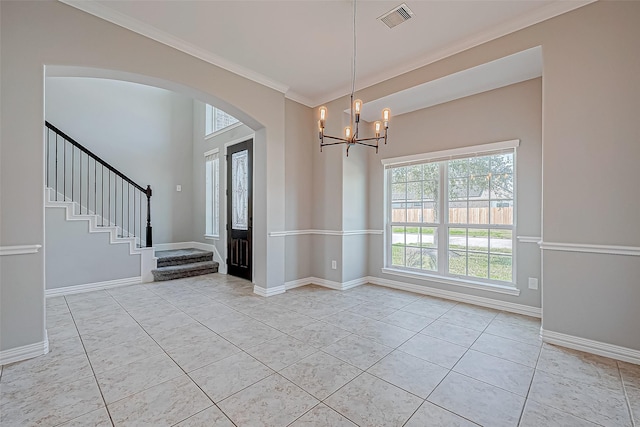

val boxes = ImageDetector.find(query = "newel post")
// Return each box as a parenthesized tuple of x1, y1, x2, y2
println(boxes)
(145, 185, 153, 247)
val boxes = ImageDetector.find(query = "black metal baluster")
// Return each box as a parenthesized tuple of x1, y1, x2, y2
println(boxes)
(46, 130, 50, 188)
(94, 158, 97, 214)
(101, 164, 105, 226)
(79, 151, 82, 211)
(121, 178, 124, 237)
(140, 192, 143, 246)
(115, 175, 118, 231)
(87, 155, 90, 214)
(55, 134, 59, 201)
(127, 183, 130, 237)
(63, 138, 66, 201)
(71, 145, 75, 204)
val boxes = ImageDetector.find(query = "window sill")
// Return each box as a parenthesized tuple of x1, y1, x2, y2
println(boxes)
(381, 267, 520, 296)
(205, 122, 243, 140)
(204, 234, 220, 241)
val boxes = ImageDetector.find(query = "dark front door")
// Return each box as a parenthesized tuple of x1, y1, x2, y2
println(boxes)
(227, 139, 252, 280)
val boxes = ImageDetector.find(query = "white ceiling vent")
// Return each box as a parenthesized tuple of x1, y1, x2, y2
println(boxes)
(378, 4, 414, 29)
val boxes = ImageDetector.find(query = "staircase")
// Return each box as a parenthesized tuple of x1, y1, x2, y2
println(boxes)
(152, 249, 219, 281)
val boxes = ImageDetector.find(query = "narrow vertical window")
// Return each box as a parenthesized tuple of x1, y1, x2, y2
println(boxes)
(205, 150, 219, 237)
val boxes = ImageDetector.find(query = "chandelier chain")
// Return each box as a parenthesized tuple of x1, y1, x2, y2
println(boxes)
(317, 0, 390, 157)
(352, 0, 357, 99)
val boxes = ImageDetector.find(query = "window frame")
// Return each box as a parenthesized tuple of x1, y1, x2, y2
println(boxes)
(205, 104, 240, 137)
(383, 140, 519, 293)
(204, 148, 220, 239)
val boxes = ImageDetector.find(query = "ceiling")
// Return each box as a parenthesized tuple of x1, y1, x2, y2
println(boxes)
(61, 0, 592, 107)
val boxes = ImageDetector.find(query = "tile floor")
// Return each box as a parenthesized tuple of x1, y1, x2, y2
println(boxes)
(1, 274, 638, 426)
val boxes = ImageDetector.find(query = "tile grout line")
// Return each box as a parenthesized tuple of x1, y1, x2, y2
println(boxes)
(418, 306, 516, 426)
(514, 336, 545, 426)
(52, 280, 567, 427)
(618, 361, 637, 427)
(107, 284, 242, 427)
(62, 295, 117, 427)
(131, 280, 302, 425)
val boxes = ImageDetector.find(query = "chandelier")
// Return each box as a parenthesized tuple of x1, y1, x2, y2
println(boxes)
(318, 0, 390, 156)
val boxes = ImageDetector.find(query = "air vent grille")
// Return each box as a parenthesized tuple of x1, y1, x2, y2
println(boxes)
(379, 3, 414, 29)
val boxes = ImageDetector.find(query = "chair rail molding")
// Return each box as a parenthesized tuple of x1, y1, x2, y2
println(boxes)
(0, 245, 43, 256)
(540, 241, 640, 256)
(269, 229, 383, 237)
(516, 236, 541, 244)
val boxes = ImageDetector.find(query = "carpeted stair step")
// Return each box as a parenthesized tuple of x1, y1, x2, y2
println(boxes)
(155, 248, 213, 267)
(152, 260, 218, 281)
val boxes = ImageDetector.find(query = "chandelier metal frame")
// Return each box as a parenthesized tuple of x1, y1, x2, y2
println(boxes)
(317, 0, 390, 157)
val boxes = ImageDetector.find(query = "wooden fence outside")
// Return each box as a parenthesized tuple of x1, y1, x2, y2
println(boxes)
(393, 207, 513, 225)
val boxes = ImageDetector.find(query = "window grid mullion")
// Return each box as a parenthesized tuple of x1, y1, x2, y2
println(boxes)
(441, 162, 447, 276)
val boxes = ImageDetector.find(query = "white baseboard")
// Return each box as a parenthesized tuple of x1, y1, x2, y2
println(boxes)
(541, 329, 640, 365)
(45, 277, 142, 297)
(284, 277, 313, 290)
(367, 275, 541, 318)
(284, 276, 368, 291)
(253, 284, 286, 297)
(284, 275, 540, 318)
(154, 241, 226, 274)
(0, 332, 49, 366)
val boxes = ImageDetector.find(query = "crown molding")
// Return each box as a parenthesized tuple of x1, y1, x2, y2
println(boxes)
(310, 0, 596, 107)
(60, 0, 594, 109)
(59, 0, 290, 95)
(284, 90, 315, 108)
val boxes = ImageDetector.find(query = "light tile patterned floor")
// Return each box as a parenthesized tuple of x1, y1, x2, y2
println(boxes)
(1, 274, 638, 426)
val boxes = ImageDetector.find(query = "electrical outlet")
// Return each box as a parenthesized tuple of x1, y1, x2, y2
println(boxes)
(528, 277, 539, 290)
(176, 185, 182, 192)
(331, 260, 337, 270)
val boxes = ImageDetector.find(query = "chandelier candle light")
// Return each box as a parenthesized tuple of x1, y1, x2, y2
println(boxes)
(317, 0, 391, 156)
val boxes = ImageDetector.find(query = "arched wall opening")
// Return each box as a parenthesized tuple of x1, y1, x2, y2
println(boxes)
(1, 0, 285, 354)
(43, 66, 284, 292)
(45, 66, 264, 284)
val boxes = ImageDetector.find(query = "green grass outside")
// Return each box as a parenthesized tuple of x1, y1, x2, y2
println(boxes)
(392, 246, 512, 282)
(393, 227, 512, 239)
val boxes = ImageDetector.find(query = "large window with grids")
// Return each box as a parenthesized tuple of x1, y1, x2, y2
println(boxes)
(385, 141, 517, 285)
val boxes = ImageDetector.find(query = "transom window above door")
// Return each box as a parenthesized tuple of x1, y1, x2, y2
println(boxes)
(205, 104, 239, 136)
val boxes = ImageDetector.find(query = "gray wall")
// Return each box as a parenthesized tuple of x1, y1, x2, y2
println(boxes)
(1, 0, 287, 354)
(365, 78, 543, 308)
(333, 1, 640, 350)
(45, 77, 195, 244)
(45, 207, 141, 289)
(2, 0, 639, 356)
(536, 3, 640, 350)
(284, 99, 314, 282)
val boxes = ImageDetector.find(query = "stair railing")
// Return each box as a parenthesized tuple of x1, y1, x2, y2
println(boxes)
(45, 121, 153, 248)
